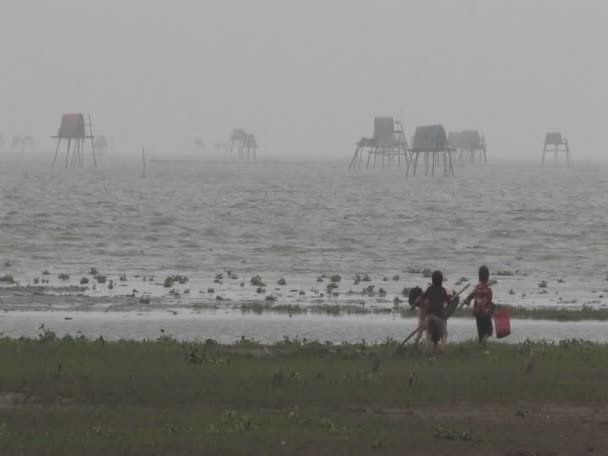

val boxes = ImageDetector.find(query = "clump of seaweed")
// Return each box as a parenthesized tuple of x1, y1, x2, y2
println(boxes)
(0, 275, 15, 284)
(250, 276, 266, 287)
(42, 270, 50, 276)
(278, 278, 287, 286)
(80, 277, 89, 285)
(326, 283, 339, 292)
(89, 267, 99, 275)
(164, 275, 189, 288)
(353, 273, 371, 285)
(362, 285, 375, 296)
(455, 277, 468, 286)
(58, 273, 70, 281)
(119, 274, 127, 281)
(96, 275, 107, 284)
(392, 275, 400, 281)
(330, 275, 341, 283)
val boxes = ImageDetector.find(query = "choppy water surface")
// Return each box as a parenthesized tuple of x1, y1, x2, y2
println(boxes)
(1, 154, 607, 340)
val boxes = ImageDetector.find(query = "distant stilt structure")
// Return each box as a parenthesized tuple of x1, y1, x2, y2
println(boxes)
(349, 117, 409, 169)
(193, 137, 205, 153)
(9, 136, 34, 153)
(242, 133, 258, 160)
(52, 113, 96, 168)
(407, 125, 455, 177)
(11, 136, 24, 153)
(22, 136, 35, 153)
(229, 129, 258, 160)
(448, 130, 487, 165)
(212, 142, 229, 159)
(542, 132, 571, 167)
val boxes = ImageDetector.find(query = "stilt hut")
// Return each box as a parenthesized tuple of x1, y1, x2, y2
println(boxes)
(11, 136, 23, 152)
(242, 133, 258, 160)
(213, 142, 229, 158)
(229, 128, 258, 160)
(542, 132, 571, 167)
(349, 117, 409, 169)
(193, 137, 205, 153)
(52, 113, 96, 168)
(448, 130, 487, 165)
(23, 136, 35, 152)
(407, 125, 455, 176)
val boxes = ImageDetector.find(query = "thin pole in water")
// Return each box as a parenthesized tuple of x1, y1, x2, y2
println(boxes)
(142, 147, 146, 178)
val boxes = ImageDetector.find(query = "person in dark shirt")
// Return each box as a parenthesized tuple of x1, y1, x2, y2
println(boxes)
(463, 265, 495, 346)
(415, 271, 451, 349)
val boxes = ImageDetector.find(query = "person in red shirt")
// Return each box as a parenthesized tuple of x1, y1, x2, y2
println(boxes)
(463, 265, 495, 345)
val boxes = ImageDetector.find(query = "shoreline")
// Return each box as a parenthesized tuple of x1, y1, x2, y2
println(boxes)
(2, 309, 608, 344)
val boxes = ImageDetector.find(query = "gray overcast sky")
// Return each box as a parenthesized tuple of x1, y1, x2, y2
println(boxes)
(1, 0, 607, 160)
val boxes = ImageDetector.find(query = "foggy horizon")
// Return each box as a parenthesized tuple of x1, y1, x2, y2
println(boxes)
(2, 0, 607, 161)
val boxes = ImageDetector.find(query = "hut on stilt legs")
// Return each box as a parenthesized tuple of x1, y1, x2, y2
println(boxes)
(229, 129, 258, 160)
(193, 137, 206, 153)
(349, 117, 409, 169)
(407, 125, 455, 176)
(212, 142, 229, 159)
(448, 130, 487, 165)
(52, 113, 96, 168)
(541, 132, 571, 167)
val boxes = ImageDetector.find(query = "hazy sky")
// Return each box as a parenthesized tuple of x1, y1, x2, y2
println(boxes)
(1, 0, 607, 159)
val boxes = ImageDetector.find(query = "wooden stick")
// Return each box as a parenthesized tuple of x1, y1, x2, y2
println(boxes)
(142, 147, 146, 178)
(396, 283, 471, 351)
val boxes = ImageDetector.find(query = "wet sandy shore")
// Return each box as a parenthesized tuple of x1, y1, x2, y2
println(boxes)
(2, 309, 607, 344)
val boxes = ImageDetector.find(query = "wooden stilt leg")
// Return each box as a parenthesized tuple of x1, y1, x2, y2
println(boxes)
(52, 139, 61, 167)
(65, 138, 71, 168)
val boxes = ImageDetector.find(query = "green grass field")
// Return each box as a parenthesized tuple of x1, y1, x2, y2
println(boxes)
(1, 332, 607, 455)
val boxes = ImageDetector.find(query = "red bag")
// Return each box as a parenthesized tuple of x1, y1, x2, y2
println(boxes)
(494, 308, 511, 339)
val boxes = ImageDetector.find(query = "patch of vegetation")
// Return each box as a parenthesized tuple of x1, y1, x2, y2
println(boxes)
(58, 273, 70, 281)
(0, 338, 605, 454)
(326, 283, 339, 292)
(80, 277, 89, 285)
(277, 278, 287, 286)
(250, 275, 266, 287)
(164, 275, 189, 288)
(0, 274, 15, 284)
